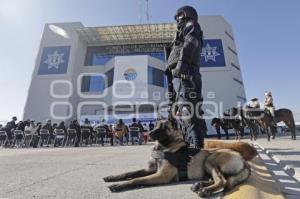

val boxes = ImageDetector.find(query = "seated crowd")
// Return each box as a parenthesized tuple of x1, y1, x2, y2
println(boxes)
(0, 116, 156, 148)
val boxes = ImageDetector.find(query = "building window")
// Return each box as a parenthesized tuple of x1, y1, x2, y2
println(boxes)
(81, 75, 106, 93)
(225, 31, 234, 41)
(87, 52, 165, 66)
(92, 54, 113, 65)
(233, 78, 243, 86)
(231, 62, 240, 71)
(84, 44, 168, 66)
(148, 66, 165, 87)
(228, 47, 238, 55)
(81, 76, 90, 92)
(105, 68, 114, 87)
(148, 52, 165, 62)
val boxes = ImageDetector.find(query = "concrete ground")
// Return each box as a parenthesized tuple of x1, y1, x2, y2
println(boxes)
(0, 144, 205, 199)
(249, 134, 300, 199)
(1, 134, 300, 199)
(253, 134, 300, 182)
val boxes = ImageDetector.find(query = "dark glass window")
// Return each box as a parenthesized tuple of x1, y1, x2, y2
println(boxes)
(81, 75, 106, 92)
(84, 44, 167, 66)
(92, 55, 113, 65)
(81, 76, 91, 92)
(105, 68, 114, 87)
(148, 52, 165, 62)
(148, 66, 165, 87)
(87, 52, 165, 66)
(90, 76, 105, 92)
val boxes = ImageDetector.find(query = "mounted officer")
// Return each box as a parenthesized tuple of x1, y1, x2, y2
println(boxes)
(165, 6, 207, 148)
(249, 98, 260, 109)
(264, 91, 276, 125)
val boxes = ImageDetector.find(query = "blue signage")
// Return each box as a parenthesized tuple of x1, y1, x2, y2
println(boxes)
(38, 46, 70, 75)
(124, 68, 138, 81)
(200, 39, 226, 67)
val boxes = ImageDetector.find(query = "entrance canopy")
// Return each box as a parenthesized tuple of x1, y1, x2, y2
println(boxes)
(76, 23, 176, 46)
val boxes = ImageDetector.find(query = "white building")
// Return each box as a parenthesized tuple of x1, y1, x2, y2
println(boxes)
(23, 16, 246, 134)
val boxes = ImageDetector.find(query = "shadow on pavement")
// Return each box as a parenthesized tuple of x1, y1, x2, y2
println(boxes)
(255, 145, 300, 198)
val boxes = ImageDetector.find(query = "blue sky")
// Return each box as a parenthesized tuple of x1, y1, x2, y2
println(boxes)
(0, 0, 300, 122)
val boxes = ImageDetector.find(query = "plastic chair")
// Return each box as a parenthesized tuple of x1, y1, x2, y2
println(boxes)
(80, 128, 91, 146)
(54, 129, 65, 147)
(24, 130, 33, 147)
(13, 130, 24, 147)
(39, 129, 50, 147)
(95, 128, 107, 146)
(66, 129, 77, 146)
(129, 127, 142, 145)
(0, 131, 7, 146)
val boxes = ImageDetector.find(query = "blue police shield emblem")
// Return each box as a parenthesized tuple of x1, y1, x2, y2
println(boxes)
(124, 68, 138, 81)
(38, 46, 71, 75)
(200, 39, 226, 67)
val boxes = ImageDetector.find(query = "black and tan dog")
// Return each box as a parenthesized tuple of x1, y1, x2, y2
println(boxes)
(103, 120, 252, 197)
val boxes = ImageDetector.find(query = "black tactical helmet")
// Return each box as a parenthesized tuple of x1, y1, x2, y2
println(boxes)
(174, 5, 198, 22)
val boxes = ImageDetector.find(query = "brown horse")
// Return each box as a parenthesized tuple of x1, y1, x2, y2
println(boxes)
(229, 107, 296, 141)
(259, 109, 296, 140)
(243, 107, 296, 140)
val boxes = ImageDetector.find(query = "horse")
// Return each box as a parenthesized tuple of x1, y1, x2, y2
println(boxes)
(211, 117, 230, 140)
(260, 108, 296, 140)
(230, 107, 296, 141)
(227, 107, 263, 141)
(222, 113, 243, 141)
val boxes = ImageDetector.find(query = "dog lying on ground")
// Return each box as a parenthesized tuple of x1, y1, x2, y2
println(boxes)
(103, 120, 255, 197)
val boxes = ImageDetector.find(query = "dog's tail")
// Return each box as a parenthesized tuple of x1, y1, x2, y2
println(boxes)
(234, 142, 258, 161)
(204, 141, 258, 161)
(226, 162, 251, 190)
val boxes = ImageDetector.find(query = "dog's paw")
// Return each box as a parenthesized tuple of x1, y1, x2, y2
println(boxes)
(197, 187, 212, 198)
(108, 184, 125, 192)
(103, 176, 117, 182)
(191, 182, 201, 192)
(191, 180, 213, 192)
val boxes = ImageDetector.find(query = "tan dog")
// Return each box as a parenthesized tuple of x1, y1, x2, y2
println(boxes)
(204, 140, 258, 161)
(103, 120, 251, 197)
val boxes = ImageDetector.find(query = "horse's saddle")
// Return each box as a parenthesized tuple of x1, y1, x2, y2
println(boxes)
(246, 107, 264, 118)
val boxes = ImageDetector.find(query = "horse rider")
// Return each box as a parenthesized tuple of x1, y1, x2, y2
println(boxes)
(249, 98, 260, 109)
(264, 91, 276, 125)
(165, 6, 207, 148)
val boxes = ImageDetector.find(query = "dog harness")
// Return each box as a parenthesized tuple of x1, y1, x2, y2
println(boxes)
(152, 146, 200, 181)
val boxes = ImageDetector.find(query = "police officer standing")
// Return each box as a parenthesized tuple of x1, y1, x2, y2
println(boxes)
(165, 6, 207, 148)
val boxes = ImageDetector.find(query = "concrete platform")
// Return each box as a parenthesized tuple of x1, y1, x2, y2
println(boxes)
(250, 135, 300, 199)
(0, 143, 286, 199)
(252, 135, 300, 183)
(224, 156, 284, 199)
(0, 145, 200, 199)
